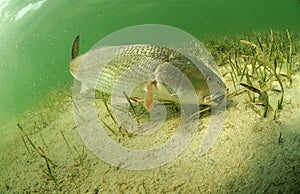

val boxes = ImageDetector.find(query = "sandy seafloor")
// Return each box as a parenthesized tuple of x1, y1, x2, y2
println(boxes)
(1, 63, 300, 193)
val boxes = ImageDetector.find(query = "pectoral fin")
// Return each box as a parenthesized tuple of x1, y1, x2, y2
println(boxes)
(144, 81, 156, 111)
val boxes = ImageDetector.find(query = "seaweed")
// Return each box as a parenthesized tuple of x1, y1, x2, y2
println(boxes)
(205, 29, 299, 118)
(240, 83, 270, 118)
(17, 123, 57, 182)
(123, 91, 140, 125)
(73, 145, 86, 166)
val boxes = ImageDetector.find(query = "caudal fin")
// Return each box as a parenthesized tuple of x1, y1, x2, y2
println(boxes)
(71, 35, 80, 59)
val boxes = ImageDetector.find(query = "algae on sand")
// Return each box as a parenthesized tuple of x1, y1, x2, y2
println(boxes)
(1, 30, 300, 193)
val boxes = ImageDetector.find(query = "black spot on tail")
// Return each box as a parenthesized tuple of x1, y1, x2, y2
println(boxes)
(71, 35, 80, 59)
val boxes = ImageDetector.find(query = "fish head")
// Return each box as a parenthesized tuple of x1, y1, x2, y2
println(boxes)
(152, 57, 226, 108)
(182, 59, 226, 107)
(196, 63, 226, 106)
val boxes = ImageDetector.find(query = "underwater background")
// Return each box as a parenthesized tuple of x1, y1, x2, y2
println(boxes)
(1, 0, 300, 193)
(0, 0, 300, 128)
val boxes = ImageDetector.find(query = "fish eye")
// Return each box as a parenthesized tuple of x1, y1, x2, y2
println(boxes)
(206, 75, 213, 83)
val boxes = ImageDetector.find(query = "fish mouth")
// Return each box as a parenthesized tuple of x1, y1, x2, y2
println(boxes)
(203, 92, 225, 106)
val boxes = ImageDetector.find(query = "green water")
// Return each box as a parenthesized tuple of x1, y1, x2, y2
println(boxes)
(0, 0, 300, 127)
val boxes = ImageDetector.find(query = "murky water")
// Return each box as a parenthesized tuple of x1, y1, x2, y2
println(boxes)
(0, 0, 300, 192)
(0, 0, 299, 126)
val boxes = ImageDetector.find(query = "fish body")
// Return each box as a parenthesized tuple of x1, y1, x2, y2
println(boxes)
(69, 36, 226, 110)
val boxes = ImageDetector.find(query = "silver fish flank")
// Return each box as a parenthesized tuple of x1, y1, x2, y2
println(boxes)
(69, 36, 226, 111)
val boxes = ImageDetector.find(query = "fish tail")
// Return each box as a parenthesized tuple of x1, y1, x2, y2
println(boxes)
(71, 35, 80, 59)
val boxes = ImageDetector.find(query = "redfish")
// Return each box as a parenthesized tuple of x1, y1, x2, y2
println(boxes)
(69, 36, 226, 111)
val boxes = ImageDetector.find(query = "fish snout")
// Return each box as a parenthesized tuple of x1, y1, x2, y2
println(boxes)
(203, 92, 225, 106)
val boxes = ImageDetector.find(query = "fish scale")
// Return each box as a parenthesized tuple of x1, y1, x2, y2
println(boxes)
(70, 36, 226, 107)
(96, 44, 203, 93)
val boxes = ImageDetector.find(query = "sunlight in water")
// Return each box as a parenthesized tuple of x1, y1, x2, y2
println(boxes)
(15, 0, 46, 20)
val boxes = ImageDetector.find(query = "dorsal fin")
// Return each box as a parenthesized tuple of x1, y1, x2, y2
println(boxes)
(71, 35, 80, 59)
